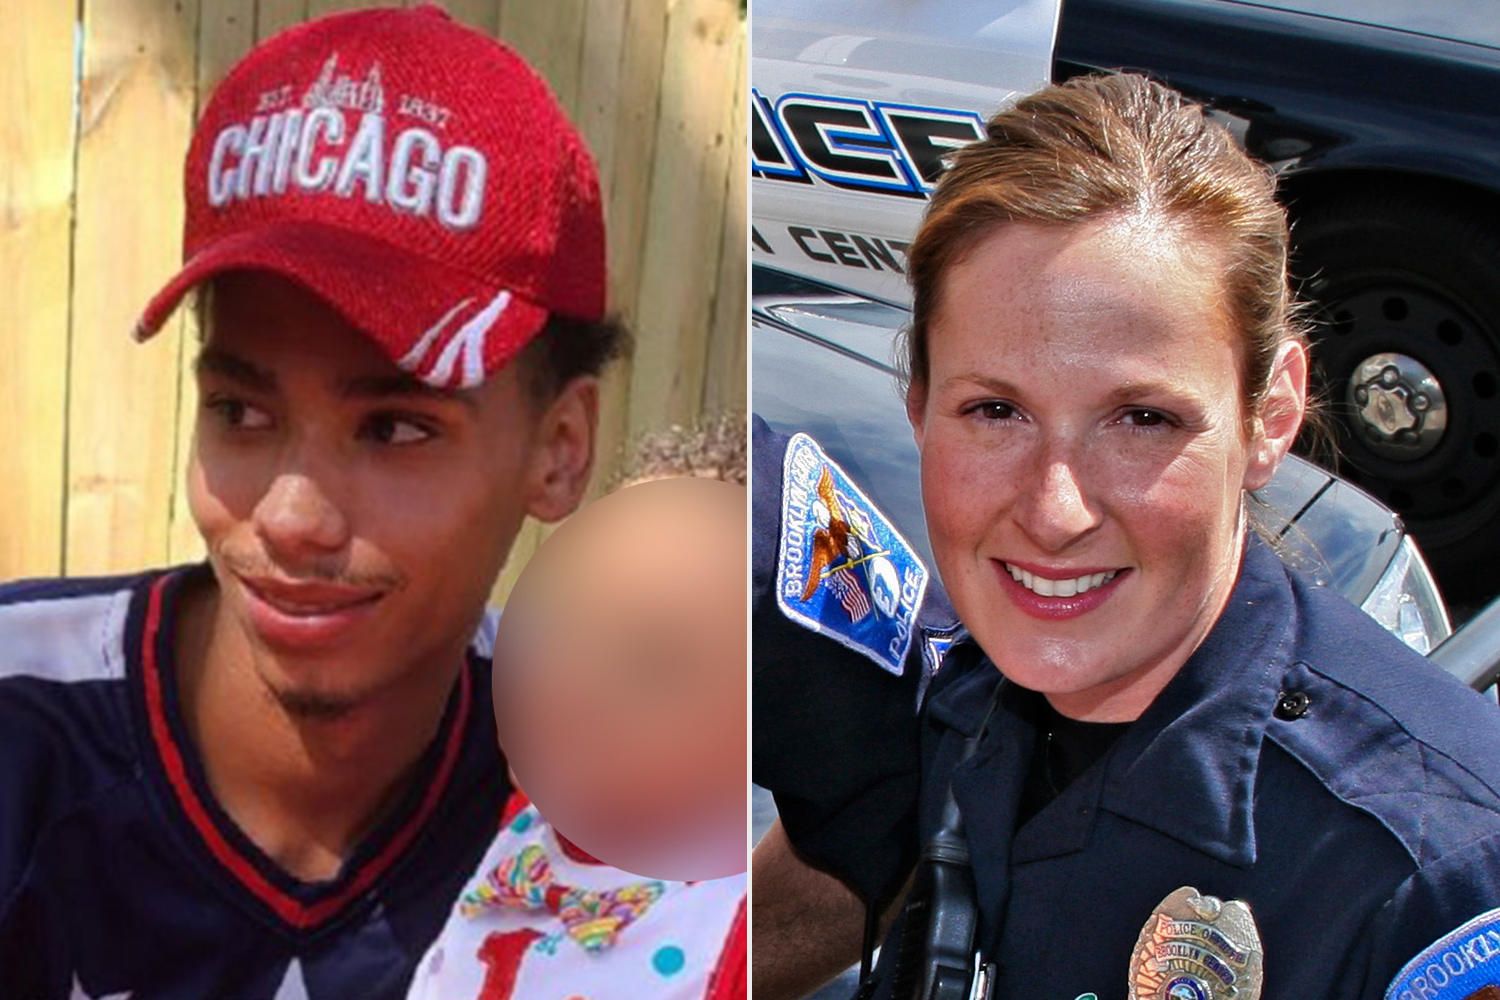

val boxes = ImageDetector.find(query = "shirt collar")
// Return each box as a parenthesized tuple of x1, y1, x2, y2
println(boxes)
(926, 536, 1297, 869)
(1098, 538, 1296, 867)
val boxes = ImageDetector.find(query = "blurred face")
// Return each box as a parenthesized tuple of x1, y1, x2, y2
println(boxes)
(911, 215, 1293, 722)
(495, 478, 747, 881)
(189, 272, 592, 717)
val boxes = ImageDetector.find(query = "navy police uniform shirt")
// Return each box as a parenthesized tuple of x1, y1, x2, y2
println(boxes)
(0, 565, 508, 999)
(752, 416, 949, 909)
(868, 537, 1500, 1000)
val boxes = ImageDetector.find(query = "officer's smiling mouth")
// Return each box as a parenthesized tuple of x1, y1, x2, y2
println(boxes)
(1000, 562, 1123, 598)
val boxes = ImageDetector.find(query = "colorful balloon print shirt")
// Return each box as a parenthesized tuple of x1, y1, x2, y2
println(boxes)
(405, 797, 746, 1000)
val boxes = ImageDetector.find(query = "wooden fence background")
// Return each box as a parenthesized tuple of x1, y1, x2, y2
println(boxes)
(1, 0, 747, 600)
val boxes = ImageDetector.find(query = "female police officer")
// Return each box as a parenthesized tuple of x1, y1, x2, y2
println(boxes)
(757, 73, 1500, 1000)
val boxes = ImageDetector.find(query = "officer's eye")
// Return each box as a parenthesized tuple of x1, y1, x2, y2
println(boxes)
(966, 400, 1018, 422)
(1119, 408, 1172, 429)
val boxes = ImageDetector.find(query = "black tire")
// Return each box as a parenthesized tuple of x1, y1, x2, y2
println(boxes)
(1292, 186, 1500, 602)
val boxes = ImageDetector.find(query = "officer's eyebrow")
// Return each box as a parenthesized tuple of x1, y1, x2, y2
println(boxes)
(195, 348, 276, 393)
(943, 372, 1021, 397)
(342, 373, 478, 412)
(944, 371, 1192, 404)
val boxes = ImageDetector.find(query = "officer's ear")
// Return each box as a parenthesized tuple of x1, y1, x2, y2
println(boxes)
(906, 379, 929, 447)
(1243, 340, 1308, 492)
(523, 375, 600, 523)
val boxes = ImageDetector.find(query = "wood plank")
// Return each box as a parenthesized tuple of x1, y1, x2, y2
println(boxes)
(591, 360, 636, 498)
(0, 0, 76, 579)
(573, 0, 634, 506)
(607, 0, 669, 328)
(255, 0, 308, 41)
(199, 0, 256, 96)
(495, 0, 588, 116)
(577, 0, 630, 199)
(66, 0, 200, 574)
(304, 0, 370, 19)
(591, 0, 670, 496)
(627, 0, 740, 440)
(702, 20, 746, 415)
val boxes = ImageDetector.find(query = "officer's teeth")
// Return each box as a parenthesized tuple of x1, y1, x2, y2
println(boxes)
(1005, 564, 1118, 597)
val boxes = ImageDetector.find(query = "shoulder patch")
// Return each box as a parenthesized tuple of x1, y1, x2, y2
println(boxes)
(775, 433, 928, 675)
(1386, 906, 1500, 1000)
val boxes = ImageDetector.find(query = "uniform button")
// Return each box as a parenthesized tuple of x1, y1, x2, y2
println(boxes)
(1274, 690, 1311, 720)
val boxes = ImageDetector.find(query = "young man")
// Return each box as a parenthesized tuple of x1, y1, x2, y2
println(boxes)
(0, 7, 625, 999)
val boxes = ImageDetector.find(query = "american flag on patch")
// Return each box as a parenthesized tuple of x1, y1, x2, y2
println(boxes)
(825, 567, 872, 622)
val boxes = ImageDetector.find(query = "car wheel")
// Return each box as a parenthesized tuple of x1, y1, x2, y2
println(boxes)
(1292, 188, 1500, 601)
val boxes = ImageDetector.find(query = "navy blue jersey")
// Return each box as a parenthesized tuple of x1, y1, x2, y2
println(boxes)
(866, 538, 1500, 999)
(0, 565, 509, 999)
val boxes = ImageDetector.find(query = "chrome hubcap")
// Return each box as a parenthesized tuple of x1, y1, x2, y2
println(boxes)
(1347, 352, 1447, 460)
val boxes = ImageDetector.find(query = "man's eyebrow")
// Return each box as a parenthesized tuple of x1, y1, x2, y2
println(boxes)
(194, 349, 478, 410)
(195, 348, 277, 393)
(343, 373, 479, 411)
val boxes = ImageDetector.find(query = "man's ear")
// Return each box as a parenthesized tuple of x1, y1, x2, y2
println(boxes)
(1243, 340, 1308, 492)
(525, 376, 600, 523)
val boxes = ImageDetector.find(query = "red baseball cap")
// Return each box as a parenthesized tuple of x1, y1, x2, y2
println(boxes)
(136, 4, 605, 389)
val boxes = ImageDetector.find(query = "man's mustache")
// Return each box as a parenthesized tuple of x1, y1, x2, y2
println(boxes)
(216, 550, 407, 593)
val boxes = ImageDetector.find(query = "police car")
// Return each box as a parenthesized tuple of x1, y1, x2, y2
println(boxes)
(753, 0, 1500, 602)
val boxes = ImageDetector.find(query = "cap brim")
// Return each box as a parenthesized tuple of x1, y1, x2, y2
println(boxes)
(136, 219, 550, 389)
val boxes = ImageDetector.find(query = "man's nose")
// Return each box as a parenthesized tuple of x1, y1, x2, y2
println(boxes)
(252, 469, 351, 563)
(1014, 446, 1102, 552)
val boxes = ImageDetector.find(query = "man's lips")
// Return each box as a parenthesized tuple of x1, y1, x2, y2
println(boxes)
(993, 559, 1130, 621)
(236, 574, 386, 649)
(241, 575, 385, 612)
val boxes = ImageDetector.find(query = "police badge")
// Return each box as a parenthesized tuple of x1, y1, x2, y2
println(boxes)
(1128, 887, 1264, 1000)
